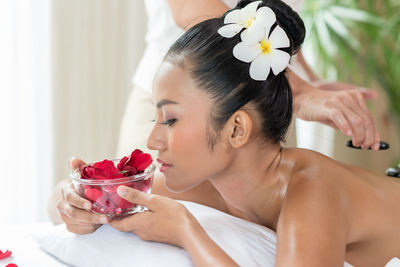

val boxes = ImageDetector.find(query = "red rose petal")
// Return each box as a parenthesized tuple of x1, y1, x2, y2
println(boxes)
(130, 149, 143, 160)
(122, 165, 137, 176)
(93, 160, 124, 179)
(124, 149, 143, 169)
(84, 188, 102, 202)
(117, 156, 129, 171)
(0, 249, 12, 260)
(134, 153, 153, 172)
(134, 178, 152, 192)
(6, 264, 18, 267)
(109, 190, 134, 210)
(94, 191, 109, 208)
(80, 165, 96, 179)
(105, 200, 118, 214)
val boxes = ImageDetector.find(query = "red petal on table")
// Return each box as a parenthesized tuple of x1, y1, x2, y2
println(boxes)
(0, 249, 12, 260)
(6, 264, 18, 267)
(109, 191, 134, 210)
(84, 188, 102, 202)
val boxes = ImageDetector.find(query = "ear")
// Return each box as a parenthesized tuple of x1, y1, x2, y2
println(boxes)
(224, 110, 253, 148)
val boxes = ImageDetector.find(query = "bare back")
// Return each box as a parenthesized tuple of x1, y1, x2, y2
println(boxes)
(278, 148, 400, 266)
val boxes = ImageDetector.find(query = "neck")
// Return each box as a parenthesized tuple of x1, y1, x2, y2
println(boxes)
(209, 141, 287, 229)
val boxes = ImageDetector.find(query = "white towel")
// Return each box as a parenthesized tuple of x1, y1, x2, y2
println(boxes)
(386, 258, 400, 267)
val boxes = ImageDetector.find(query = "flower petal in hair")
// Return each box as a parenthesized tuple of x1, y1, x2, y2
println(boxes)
(233, 24, 290, 81)
(218, 0, 275, 41)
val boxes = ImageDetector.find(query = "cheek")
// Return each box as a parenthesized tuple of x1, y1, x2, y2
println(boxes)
(164, 121, 216, 191)
(170, 121, 210, 167)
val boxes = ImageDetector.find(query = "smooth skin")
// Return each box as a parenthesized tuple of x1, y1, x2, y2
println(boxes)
(48, 62, 399, 266)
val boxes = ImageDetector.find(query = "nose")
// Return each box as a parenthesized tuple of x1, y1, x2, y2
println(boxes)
(146, 123, 167, 152)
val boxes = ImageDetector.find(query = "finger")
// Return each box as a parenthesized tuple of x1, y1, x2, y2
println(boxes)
(65, 221, 101, 235)
(335, 102, 365, 147)
(61, 202, 108, 224)
(353, 91, 377, 149)
(371, 129, 381, 151)
(70, 157, 87, 170)
(110, 212, 149, 232)
(329, 109, 352, 137)
(117, 186, 155, 209)
(60, 212, 101, 227)
(109, 215, 136, 232)
(63, 184, 92, 210)
(359, 88, 377, 100)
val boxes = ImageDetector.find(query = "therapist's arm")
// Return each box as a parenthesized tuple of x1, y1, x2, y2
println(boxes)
(167, 0, 229, 29)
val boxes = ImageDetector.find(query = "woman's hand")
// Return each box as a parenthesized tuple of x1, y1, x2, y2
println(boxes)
(110, 186, 239, 266)
(294, 81, 380, 150)
(110, 186, 196, 247)
(56, 158, 108, 234)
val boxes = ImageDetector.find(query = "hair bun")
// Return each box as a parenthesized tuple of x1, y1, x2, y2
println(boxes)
(236, 0, 305, 55)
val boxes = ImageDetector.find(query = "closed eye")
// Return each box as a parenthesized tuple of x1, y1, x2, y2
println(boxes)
(159, 119, 177, 126)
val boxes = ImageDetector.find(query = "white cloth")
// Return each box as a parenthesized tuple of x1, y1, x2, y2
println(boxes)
(133, 0, 305, 93)
(35, 201, 278, 267)
(386, 258, 400, 267)
(0, 223, 67, 267)
(34, 201, 360, 267)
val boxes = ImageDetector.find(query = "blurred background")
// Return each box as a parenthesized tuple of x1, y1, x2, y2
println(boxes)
(0, 0, 398, 226)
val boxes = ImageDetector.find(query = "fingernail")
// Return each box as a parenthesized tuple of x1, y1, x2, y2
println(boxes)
(117, 186, 127, 197)
(373, 143, 380, 150)
(346, 130, 352, 136)
(358, 87, 366, 92)
(100, 216, 108, 224)
(84, 202, 91, 210)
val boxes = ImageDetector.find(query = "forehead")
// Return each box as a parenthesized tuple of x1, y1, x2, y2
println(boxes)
(152, 61, 211, 108)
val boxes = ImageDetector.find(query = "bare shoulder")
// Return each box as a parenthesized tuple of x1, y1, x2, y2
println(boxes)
(151, 172, 228, 212)
(275, 170, 350, 267)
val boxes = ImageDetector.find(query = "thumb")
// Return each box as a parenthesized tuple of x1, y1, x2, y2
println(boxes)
(117, 186, 153, 209)
(359, 88, 378, 100)
(70, 157, 87, 170)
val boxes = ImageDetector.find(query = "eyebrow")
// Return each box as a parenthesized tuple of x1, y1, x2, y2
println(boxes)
(156, 99, 179, 109)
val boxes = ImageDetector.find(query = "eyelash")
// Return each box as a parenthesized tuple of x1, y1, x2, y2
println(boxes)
(151, 118, 177, 126)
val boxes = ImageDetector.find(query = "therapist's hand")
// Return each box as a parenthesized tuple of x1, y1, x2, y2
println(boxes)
(110, 186, 198, 247)
(57, 158, 108, 234)
(294, 81, 380, 150)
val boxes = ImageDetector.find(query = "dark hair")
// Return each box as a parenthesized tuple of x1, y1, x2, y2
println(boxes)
(165, 0, 305, 146)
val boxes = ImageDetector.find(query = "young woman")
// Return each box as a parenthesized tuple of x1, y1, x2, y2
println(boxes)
(50, 0, 399, 266)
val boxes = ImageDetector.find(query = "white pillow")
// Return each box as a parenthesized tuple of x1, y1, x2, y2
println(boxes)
(34, 201, 277, 267)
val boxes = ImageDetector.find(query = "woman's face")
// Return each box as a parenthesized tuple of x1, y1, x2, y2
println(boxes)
(147, 61, 231, 192)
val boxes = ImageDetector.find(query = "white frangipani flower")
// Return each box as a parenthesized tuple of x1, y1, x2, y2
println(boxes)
(233, 24, 291, 81)
(218, 1, 276, 45)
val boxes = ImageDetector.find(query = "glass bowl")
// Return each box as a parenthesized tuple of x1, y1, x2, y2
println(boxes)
(70, 161, 155, 219)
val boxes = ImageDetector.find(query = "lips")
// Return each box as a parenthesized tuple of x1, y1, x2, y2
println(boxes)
(157, 158, 172, 172)
(157, 158, 172, 166)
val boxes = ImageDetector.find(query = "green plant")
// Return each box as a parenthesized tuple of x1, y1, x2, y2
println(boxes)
(301, 0, 400, 127)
